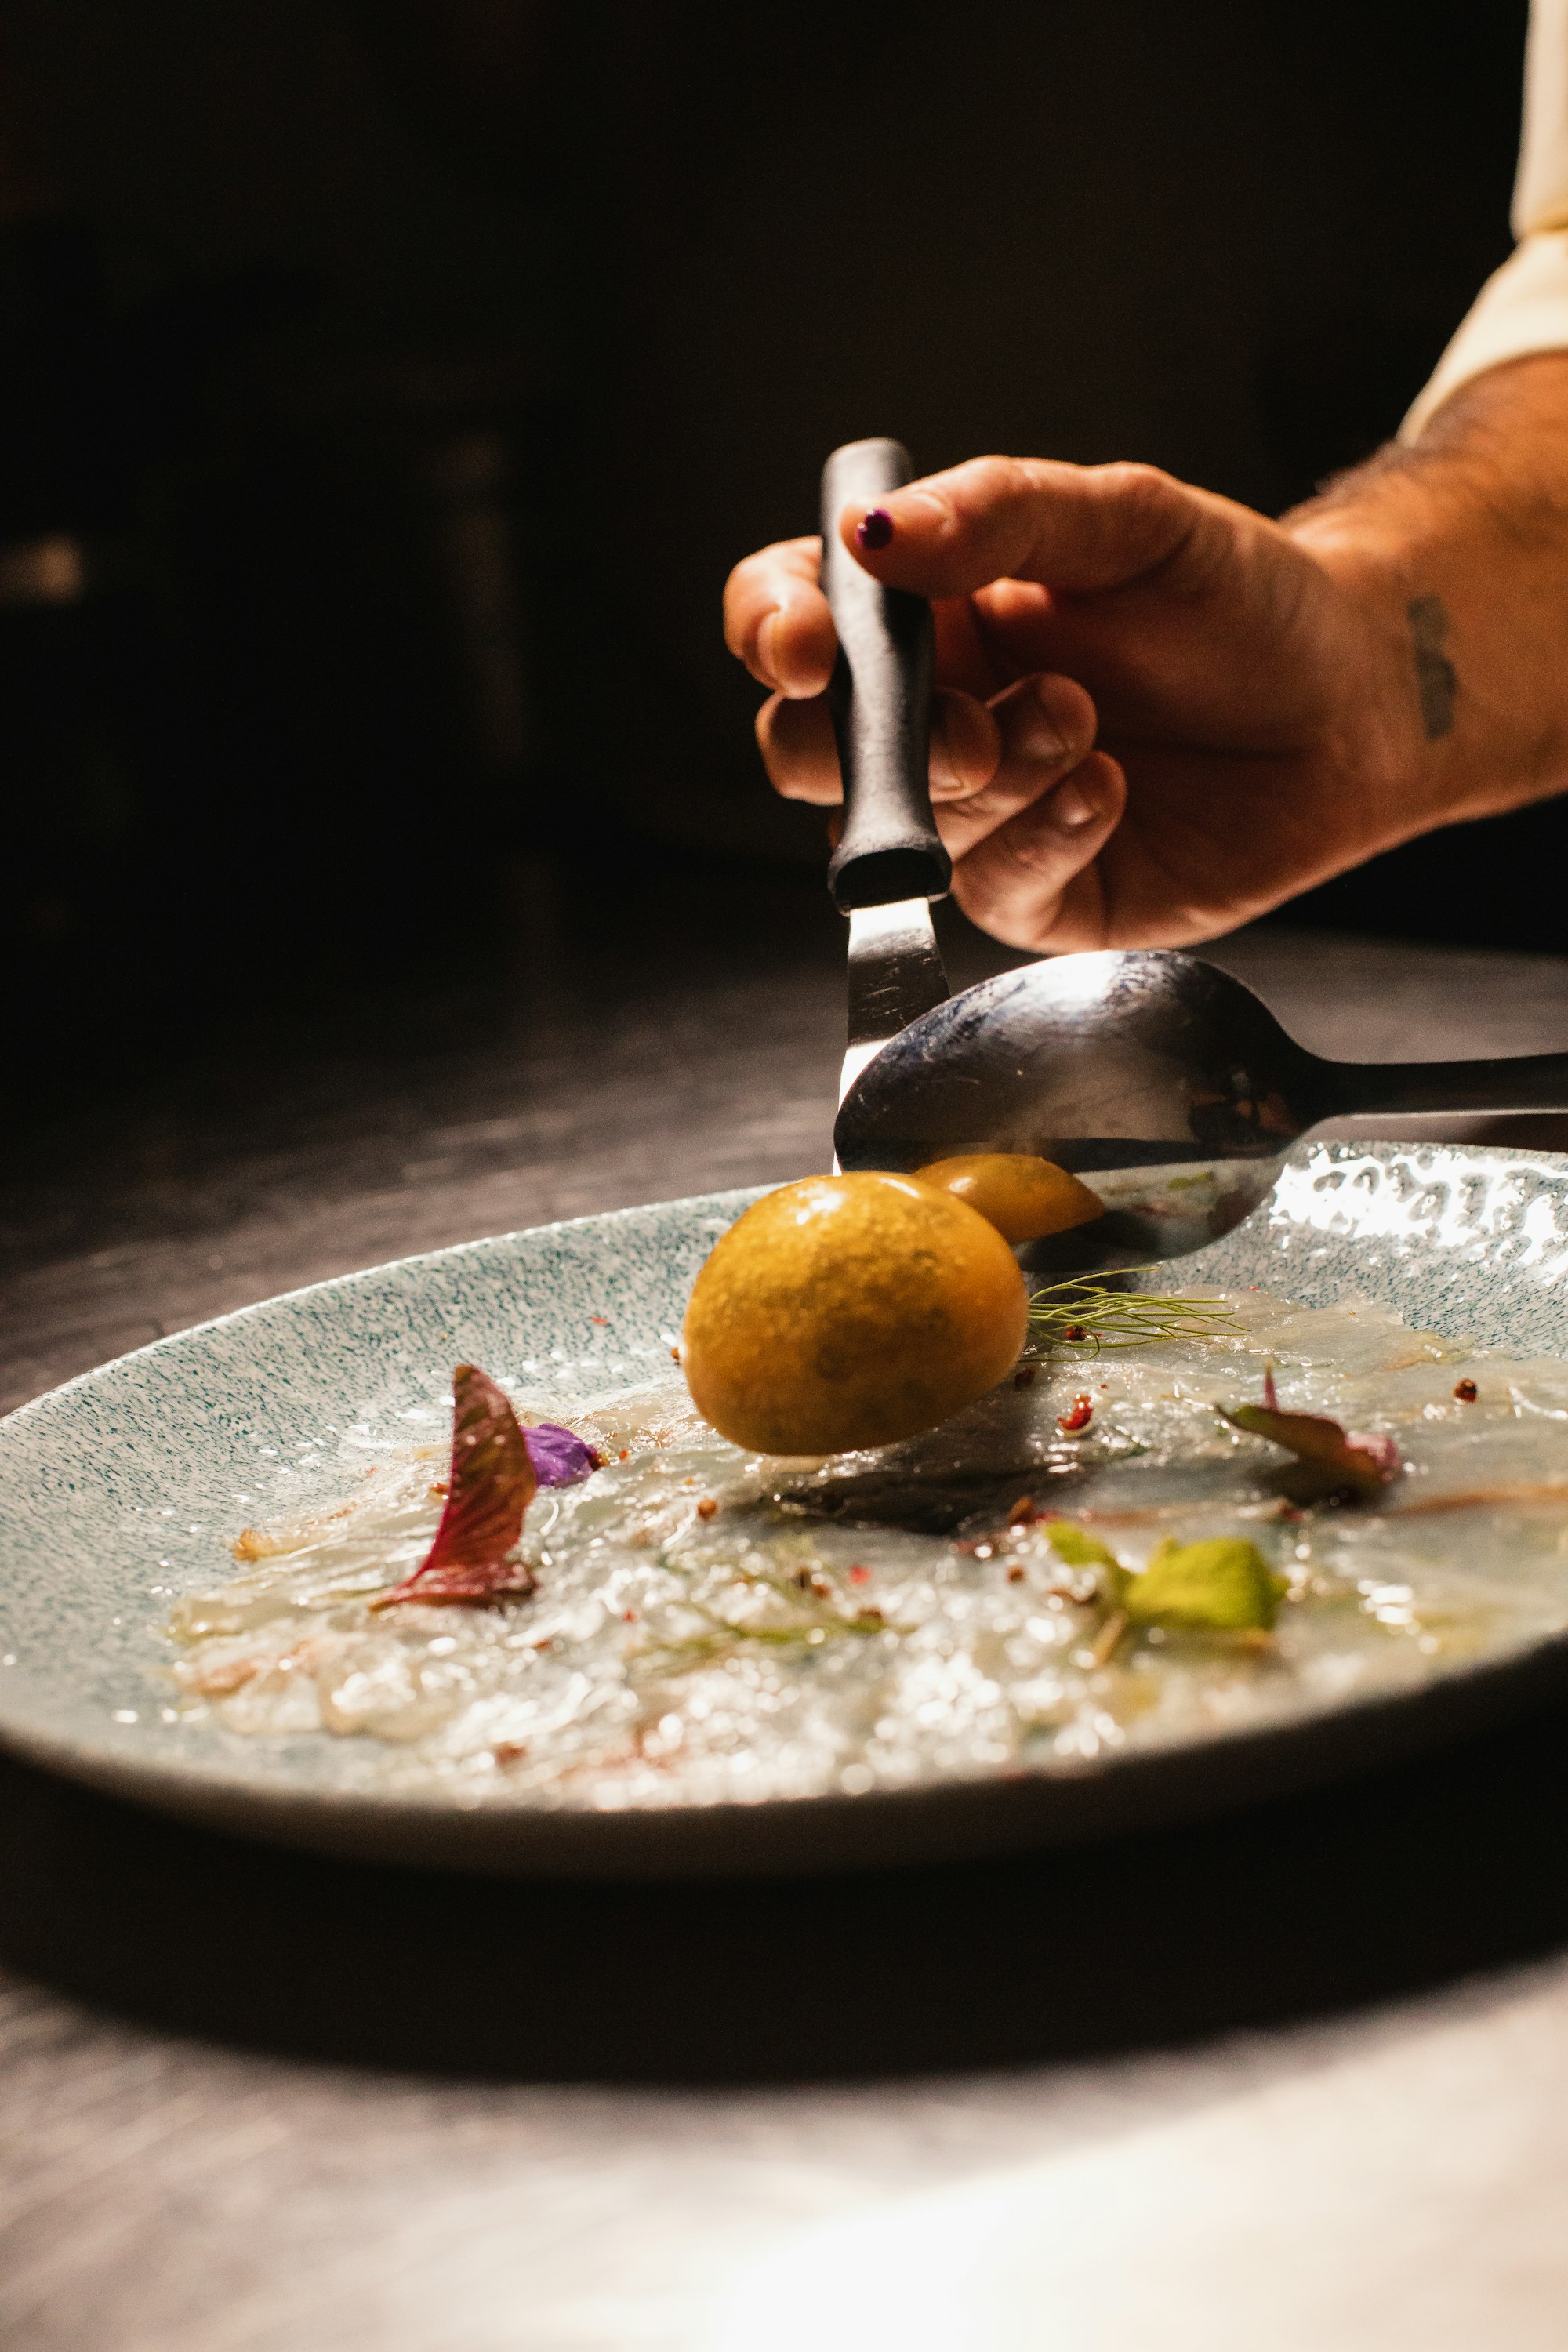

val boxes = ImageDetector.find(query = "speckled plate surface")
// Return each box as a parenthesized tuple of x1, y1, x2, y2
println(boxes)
(6, 1141, 1568, 1878)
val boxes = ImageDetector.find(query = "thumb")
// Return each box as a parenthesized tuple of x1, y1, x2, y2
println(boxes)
(840, 456, 1240, 601)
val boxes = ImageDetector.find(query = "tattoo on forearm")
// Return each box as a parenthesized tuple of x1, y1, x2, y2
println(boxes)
(1408, 596, 1456, 739)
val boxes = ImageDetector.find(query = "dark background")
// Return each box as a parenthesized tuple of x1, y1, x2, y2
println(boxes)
(5, 20, 1568, 2286)
(0, 0, 1542, 1119)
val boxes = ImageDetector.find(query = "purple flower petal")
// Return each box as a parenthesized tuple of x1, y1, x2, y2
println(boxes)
(524, 1421, 602, 1486)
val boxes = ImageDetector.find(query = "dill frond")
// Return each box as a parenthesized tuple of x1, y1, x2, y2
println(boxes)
(1026, 1269, 1243, 1356)
(633, 1602, 891, 1675)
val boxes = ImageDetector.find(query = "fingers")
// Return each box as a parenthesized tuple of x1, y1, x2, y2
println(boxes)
(837, 456, 1236, 603)
(933, 673, 1097, 858)
(757, 670, 1100, 883)
(759, 653, 1124, 953)
(757, 684, 1001, 806)
(753, 691, 837, 804)
(722, 531, 1012, 707)
(950, 749, 1127, 950)
(723, 536, 837, 697)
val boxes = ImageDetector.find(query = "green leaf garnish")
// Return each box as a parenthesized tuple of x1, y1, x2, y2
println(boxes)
(1041, 1518, 1129, 1604)
(1122, 1536, 1287, 1632)
(1027, 1272, 1243, 1356)
(1043, 1520, 1123, 1572)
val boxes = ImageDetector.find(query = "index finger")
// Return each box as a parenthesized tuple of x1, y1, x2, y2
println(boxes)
(838, 456, 1237, 603)
(723, 535, 837, 698)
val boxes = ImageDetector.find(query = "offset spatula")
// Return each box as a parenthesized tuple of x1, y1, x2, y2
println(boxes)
(820, 440, 952, 1102)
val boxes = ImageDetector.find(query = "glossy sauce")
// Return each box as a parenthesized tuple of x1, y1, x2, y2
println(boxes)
(164, 1287, 1568, 1809)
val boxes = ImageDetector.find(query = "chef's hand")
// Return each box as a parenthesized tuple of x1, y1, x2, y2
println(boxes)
(723, 354, 1568, 947)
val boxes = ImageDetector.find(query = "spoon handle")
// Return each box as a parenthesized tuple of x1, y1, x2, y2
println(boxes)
(1325, 1051, 1568, 1119)
(820, 439, 951, 911)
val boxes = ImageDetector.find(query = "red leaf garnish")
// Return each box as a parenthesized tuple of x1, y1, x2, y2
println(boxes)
(1222, 1403, 1401, 1504)
(371, 1364, 539, 1608)
(1345, 1428, 1402, 1480)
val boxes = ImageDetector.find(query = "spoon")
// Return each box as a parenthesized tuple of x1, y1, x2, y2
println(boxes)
(834, 948, 1568, 1272)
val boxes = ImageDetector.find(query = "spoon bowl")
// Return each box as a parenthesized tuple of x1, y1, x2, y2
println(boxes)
(833, 950, 1568, 1273)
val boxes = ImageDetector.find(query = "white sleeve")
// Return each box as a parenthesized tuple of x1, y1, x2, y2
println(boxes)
(1402, 0, 1568, 438)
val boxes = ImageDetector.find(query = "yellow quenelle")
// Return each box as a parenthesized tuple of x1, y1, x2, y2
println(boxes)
(682, 1171, 1028, 1455)
(912, 1152, 1102, 1243)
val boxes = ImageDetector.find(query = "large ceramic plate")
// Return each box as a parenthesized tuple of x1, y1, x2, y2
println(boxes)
(5, 1141, 1568, 1878)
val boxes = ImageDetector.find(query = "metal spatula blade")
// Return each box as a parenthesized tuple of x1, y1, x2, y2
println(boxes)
(840, 898, 949, 1103)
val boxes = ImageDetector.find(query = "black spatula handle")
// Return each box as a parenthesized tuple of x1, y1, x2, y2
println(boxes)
(820, 438, 951, 911)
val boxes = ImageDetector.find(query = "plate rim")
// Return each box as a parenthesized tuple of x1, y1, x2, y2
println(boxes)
(0, 1180, 771, 1441)
(9, 1148, 1568, 1878)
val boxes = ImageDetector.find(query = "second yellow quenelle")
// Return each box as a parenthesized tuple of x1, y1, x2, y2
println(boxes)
(911, 1151, 1102, 1243)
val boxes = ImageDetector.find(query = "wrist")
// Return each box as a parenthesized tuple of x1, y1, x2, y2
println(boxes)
(1284, 497, 1456, 836)
(1286, 356, 1568, 833)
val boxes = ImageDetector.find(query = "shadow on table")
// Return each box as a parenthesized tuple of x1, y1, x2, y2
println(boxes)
(2, 1693, 1567, 2084)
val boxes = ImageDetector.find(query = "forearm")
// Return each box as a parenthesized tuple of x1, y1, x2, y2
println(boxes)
(1286, 352, 1568, 834)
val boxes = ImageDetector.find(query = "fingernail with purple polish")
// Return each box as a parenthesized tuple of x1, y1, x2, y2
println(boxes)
(856, 506, 895, 551)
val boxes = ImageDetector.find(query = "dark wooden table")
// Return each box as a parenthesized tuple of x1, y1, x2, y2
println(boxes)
(5, 873, 1568, 2350)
